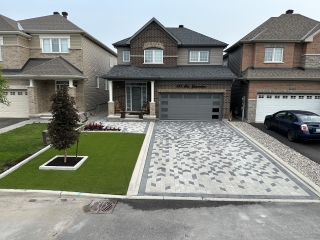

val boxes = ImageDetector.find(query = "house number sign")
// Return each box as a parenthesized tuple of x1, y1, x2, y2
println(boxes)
(176, 84, 206, 89)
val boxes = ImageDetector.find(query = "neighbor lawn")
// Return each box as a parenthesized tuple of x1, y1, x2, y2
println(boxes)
(0, 132, 145, 195)
(0, 123, 47, 173)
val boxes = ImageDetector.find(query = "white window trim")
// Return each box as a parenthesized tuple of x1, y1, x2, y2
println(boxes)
(105, 80, 109, 90)
(189, 51, 209, 62)
(144, 49, 163, 64)
(123, 51, 130, 62)
(55, 80, 69, 91)
(0, 36, 3, 61)
(96, 77, 100, 88)
(110, 56, 113, 67)
(264, 48, 283, 63)
(39, 34, 70, 53)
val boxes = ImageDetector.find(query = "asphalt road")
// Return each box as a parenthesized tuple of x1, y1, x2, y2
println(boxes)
(0, 118, 29, 129)
(251, 123, 320, 164)
(0, 192, 320, 240)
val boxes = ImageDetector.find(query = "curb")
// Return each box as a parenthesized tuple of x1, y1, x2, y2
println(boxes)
(126, 121, 154, 195)
(225, 121, 320, 198)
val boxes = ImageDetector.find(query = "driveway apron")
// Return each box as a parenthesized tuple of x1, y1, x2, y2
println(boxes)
(138, 121, 318, 200)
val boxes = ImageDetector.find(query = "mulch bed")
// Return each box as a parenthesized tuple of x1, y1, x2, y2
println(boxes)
(45, 156, 83, 167)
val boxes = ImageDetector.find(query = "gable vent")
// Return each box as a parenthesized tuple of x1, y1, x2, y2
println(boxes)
(286, 9, 294, 14)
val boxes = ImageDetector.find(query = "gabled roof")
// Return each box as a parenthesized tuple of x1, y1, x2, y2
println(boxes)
(2, 57, 85, 79)
(18, 14, 83, 32)
(125, 17, 181, 45)
(0, 14, 20, 31)
(102, 65, 236, 80)
(226, 12, 320, 52)
(0, 13, 116, 55)
(113, 18, 227, 48)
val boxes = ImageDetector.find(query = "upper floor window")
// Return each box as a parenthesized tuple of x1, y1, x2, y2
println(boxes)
(144, 49, 163, 64)
(190, 51, 209, 62)
(123, 51, 130, 62)
(56, 81, 69, 90)
(265, 48, 283, 62)
(0, 36, 3, 61)
(40, 35, 70, 53)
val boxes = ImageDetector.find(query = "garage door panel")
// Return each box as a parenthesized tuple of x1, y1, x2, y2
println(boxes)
(159, 93, 222, 120)
(0, 90, 29, 118)
(256, 94, 320, 122)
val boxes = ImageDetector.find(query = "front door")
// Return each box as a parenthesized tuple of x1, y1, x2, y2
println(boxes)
(132, 87, 141, 111)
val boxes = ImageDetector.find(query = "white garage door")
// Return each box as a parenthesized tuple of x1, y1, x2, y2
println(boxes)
(255, 94, 320, 122)
(0, 90, 29, 118)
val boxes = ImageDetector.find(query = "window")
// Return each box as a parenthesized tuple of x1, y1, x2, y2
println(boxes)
(144, 49, 163, 63)
(105, 80, 108, 90)
(123, 51, 130, 62)
(189, 51, 209, 62)
(10, 92, 15, 95)
(18, 92, 22, 95)
(265, 48, 283, 62)
(56, 81, 69, 90)
(42, 38, 69, 53)
(0, 36, 3, 61)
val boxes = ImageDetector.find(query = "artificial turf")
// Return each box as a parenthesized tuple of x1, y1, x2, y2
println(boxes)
(0, 123, 47, 173)
(0, 132, 145, 195)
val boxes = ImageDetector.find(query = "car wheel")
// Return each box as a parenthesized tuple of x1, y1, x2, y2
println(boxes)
(264, 120, 271, 130)
(287, 130, 296, 142)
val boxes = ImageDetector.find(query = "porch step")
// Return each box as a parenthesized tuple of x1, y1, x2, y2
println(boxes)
(40, 113, 53, 120)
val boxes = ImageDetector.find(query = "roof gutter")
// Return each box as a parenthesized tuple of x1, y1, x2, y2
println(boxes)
(3, 74, 87, 80)
(0, 31, 31, 39)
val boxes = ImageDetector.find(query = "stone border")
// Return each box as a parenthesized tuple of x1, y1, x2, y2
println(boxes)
(0, 145, 52, 179)
(39, 156, 89, 170)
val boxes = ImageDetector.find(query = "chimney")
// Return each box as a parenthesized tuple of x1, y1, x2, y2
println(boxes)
(179, 25, 184, 28)
(62, 12, 68, 18)
(53, 12, 60, 15)
(286, 9, 294, 14)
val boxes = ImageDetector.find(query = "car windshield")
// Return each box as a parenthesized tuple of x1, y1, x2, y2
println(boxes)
(296, 114, 320, 123)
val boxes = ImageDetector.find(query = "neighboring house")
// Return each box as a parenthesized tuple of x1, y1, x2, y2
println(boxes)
(102, 18, 236, 120)
(225, 10, 320, 123)
(0, 12, 117, 118)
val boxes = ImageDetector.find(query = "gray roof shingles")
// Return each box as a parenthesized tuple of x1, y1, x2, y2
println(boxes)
(242, 68, 320, 79)
(19, 14, 83, 31)
(0, 14, 20, 31)
(103, 65, 237, 80)
(113, 19, 227, 47)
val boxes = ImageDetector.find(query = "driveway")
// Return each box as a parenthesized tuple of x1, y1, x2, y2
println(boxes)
(251, 123, 320, 165)
(0, 118, 29, 129)
(139, 121, 318, 200)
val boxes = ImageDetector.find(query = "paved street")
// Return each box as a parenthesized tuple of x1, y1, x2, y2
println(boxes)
(139, 121, 318, 200)
(1, 192, 320, 240)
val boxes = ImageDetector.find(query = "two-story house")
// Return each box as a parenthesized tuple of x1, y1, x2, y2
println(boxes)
(225, 10, 320, 123)
(0, 12, 117, 118)
(102, 17, 236, 121)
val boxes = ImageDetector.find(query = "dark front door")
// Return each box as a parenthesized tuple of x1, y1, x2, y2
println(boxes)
(132, 87, 141, 111)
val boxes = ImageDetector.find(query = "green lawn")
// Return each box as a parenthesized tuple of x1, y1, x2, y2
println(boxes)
(0, 123, 47, 173)
(0, 132, 145, 195)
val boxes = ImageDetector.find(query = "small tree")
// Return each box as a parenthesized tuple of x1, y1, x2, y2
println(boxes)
(0, 66, 10, 106)
(48, 84, 80, 163)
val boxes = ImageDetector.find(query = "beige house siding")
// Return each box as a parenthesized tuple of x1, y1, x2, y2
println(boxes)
(70, 34, 82, 49)
(177, 48, 223, 65)
(82, 36, 116, 112)
(117, 47, 130, 65)
(1, 35, 30, 69)
(29, 35, 40, 49)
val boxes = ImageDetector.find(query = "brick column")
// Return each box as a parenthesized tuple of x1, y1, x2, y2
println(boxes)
(27, 86, 38, 115)
(108, 80, 114, 116)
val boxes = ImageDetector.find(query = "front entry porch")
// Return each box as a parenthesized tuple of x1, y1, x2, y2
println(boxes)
(107, 80, 156, 120)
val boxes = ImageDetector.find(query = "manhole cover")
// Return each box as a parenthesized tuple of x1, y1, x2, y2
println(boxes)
(83, 199, 117, 214)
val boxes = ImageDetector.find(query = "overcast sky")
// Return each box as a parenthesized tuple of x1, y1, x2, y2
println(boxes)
(2, 0, 320, 52)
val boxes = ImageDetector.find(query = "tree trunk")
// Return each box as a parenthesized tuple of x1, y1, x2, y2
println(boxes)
(64, 149, 67, 163)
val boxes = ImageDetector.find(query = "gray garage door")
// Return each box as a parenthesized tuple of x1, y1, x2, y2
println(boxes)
(159, 93, 222, 120)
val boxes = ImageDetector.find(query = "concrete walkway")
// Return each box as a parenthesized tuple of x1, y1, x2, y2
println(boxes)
(138, 121, 319, 200)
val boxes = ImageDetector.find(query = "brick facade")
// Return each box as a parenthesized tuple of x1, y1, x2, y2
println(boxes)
(130, 22, 178, 67)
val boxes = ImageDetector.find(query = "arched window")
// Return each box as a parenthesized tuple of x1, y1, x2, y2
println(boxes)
(144, 48, 163, 64)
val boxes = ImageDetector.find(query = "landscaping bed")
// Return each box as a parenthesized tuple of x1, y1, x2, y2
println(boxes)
(0, 132, 145, 195)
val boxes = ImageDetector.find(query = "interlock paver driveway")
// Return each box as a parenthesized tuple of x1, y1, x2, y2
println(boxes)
(139, 121, 318, 200)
